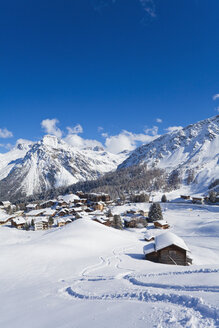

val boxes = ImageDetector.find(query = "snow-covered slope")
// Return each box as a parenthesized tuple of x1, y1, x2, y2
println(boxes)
(0, 204, 218, 328)
(0, 135, 125, 199)
(119, 115, 219, 193)
(0, 139, 33, 181)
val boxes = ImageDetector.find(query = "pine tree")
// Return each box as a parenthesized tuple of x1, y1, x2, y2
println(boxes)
(24, 222, 30, 231)
(112, 215, 123, 230)
(161, 194, 167, 202)
(48, 216, 54, 227)
(148, 203, 163, 222)
(209, 191, 216, 203)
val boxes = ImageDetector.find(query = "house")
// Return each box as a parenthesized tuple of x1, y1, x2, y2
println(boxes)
(92, 216, 112, 227)
(41, 208, 57, 217)
(26, 203, 39, 212)
(192, 197, 203, 204)
(180, 195, 190, 200)
(57, 218, 72, 227)
(25, 209, 45, 217)
(57, 208, 69, 216)
(0, 201, 11, 208)
(34, 218, 49, 231)
(144, 231, 154, 241)
(139, 210, 149, 217)
(124, 217, 148, 228)
(39, 200, 57, 209)
(143, 232, 192, 266)
(93, 202, 104, 211)
(154, 220, 170, 229)
(11, 217, 26, 229)
(57, 218, 66, 227)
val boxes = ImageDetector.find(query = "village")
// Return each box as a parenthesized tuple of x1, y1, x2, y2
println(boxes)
(1, 191, 217, 267)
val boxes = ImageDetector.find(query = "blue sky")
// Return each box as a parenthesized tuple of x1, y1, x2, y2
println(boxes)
(0, 0, 219, 153)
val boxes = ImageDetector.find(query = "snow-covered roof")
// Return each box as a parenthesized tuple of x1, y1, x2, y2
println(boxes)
(33, 217, 49, 223)
(0, 201, 11, 207)
(26, 204, 37, 208)
(42, 208, 56, 216)
(143, 242, 155, 255)
(154, 220, 169, 225)
(144, 231, 154, 240)
(155, 232, 189, 252)
(58, 194, 80, 203)
(26, 209, 45, 216)
(13, 217, 26, 225)
(92, 216, 108, 224)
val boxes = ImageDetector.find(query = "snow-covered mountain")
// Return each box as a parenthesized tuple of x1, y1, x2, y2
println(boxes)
(0, 135, 126, 200)
(119, 115, 219, 193)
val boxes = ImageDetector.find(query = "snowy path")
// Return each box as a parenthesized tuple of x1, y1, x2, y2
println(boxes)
(62, 244, 219, 328)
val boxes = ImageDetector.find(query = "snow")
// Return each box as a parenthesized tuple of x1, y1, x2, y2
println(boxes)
(58, 193, 80, 203)
(119, 115, 219, 193)
(0, 202, 218, 327)
(154, 231, 190, 252)
(0, 135, 128, 198)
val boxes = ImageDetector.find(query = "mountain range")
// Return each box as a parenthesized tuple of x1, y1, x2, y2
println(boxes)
(0, 115, 218, 201)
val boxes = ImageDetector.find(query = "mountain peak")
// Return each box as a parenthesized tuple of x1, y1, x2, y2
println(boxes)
(41, 135, 61, 148)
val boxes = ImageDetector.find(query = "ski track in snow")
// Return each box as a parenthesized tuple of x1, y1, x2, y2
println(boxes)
(61, 245, 219, 327)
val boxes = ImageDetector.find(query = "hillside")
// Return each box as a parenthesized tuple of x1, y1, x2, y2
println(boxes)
(0, 203, 218, 327)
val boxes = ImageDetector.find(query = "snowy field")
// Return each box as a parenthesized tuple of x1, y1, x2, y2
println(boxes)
(0, 202, 219, 328)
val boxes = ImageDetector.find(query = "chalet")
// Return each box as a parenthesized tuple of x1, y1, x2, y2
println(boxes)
(26, 203, 39, 212)
(143, 232, 192, 266)
(144, 231, 154, 241)
(39, 200, 57, 209)
(57, 208, 69, 216)
(154, 220, 170, 229)
(41, 208, 56, 217)
(0, 216, 13, 225)
(93, 202, 104, 211)
(57, 219, 66, 227)
(34, 218, 49, 231)
(56, 218, 72, 227)
(124, 217, 148, 228)
(92, 216, 112, 227)
(180, 195, 190, 200)
(11, 217, 26, 229)
(192, 197, 203, 204)
(25, 209, 45, 217)
(0, 201, 11, 208)
(139, 210, 149, 217)
(85, 193, 110, 203)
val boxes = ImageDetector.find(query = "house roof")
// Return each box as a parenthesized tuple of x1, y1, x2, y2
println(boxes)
(143, 232, 190, 255)
(154, 220, 169, 226)
(144, 231, 154, 240)
(26, 209, 45, 216)
(155, 232, 189, 252)
(13, 217, 26, 225)
(143, 242, 155, 255)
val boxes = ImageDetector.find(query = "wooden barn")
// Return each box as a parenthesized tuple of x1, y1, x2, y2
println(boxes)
(143, 232, 192, 266)
(92, 217, 112, 227)
(124, 217, 148, 228)
(11, 217, 26, 229)
(192, 197, 203, 204)
(144, 231, 154, 241)
(154, 220, 170, 229)
(180, 195, 190, 200)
